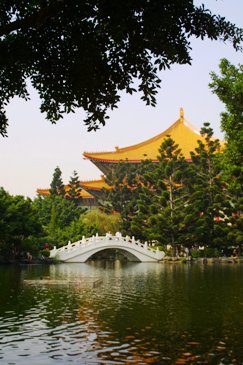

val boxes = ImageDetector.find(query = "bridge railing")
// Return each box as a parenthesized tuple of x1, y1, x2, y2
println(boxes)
(50, 232, 160, 256)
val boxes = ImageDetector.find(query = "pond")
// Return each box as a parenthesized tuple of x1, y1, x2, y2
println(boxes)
(0, 261, 243, 364)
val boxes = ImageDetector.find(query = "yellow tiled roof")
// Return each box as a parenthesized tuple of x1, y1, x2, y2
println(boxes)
(79, 176, 111, 191)
(36, 186, 94, 199)
(83, 108, 220, 162)
(36, 189, 50, 196)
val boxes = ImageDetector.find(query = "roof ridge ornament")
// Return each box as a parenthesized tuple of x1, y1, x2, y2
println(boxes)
(180, 107, 184, 122)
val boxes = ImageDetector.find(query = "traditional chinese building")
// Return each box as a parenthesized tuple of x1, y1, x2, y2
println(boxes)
(83, 108, 206, 175)
(37, 108, 221, 203)
(78, 176, 111, 199)
(36, 185, 97, 207)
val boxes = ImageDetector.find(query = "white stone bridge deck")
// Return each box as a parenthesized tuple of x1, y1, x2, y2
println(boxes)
(50, 233, 165, 263)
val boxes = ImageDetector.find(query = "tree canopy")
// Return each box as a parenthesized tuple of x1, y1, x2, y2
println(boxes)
(0, 187, 41, 257)
(49, 166, 65, 197)
(0, 0, 243, 136)
(104, 123, 238, 255)
(209, 59, 243, 192)
(131, 137, 191, 255)
(209, 59, 243, 248)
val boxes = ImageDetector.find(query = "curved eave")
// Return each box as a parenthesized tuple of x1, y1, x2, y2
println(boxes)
(83, 110, 207, 162)
(36, 189, 49, 196)
(80, 185, 111, 191)
(88, 157, 193, 164)
(86, 157, 159, 163)
(36, 187, 95, 200)
(80, 180, 112, 191)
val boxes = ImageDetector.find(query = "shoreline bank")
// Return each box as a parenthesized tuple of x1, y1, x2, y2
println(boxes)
(0, 257, 242, 265)
(162, 256, 242, 264)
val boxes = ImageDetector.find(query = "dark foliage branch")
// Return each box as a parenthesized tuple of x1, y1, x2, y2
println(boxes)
(0, 0, 242, 136)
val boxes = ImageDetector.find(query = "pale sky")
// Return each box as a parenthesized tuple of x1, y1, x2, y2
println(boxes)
(0, 0, 242, 199)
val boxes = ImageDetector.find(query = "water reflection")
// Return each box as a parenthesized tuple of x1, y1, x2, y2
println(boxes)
(0, 262, 243, 364)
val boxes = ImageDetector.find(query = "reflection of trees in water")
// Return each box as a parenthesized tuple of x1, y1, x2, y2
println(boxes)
(76, 263, 243, 363)
(0, 265, 23, 312)
(0, 265, 51, 315)
(1, 263, 243, 363)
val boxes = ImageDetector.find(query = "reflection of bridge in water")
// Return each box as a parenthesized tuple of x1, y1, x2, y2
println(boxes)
(50, 233, 165, 263)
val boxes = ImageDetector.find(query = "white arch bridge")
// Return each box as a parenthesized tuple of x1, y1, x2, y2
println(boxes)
(50, 233, 165, 263)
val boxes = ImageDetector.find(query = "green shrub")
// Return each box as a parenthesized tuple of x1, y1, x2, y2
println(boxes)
(40, 248, 50, 257)
(157, 245, 166, 251)
(191, 247, 220, 258)
(191, 249, 202, 258)
(204, 247, 219, 257)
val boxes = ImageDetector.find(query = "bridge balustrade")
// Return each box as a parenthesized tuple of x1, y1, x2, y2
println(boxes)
(50, 232, 165, 262)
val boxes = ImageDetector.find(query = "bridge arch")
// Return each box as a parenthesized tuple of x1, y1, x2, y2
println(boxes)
(50, 233, 165, 263)
(88, 248, 140, 262)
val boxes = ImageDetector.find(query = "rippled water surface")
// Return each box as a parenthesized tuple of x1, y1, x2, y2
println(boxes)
(1, 261, 243, 364)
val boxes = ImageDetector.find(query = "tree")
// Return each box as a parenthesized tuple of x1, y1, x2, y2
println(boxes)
(129, 160, 158, 242)
(0, 1, 242, 136)
(33, 194, 84, 246)
(209, 60, 243, 251)
(104, 161, 146, 235)
(67, 170, 83, 206)
(0, 188, 41, 257)
(34, 167, 91, 246)
(187, 123, 230, 250)
(227, 203, 243, 251)
(49, 166, 65, 197)
(132, 138, 191, 255)
(0, 187, 10, 246)
(209, 59, 243, 194)
(81, 209, 121, 236)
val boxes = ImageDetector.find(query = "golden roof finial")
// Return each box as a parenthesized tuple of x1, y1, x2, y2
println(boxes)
(180, 107, 184, 121)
